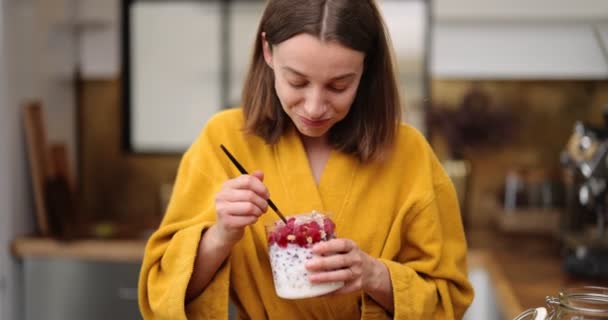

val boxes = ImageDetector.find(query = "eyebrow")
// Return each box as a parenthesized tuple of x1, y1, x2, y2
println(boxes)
(282, 66, 356, 81)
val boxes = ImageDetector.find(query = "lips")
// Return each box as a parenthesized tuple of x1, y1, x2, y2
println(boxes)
(298, 115, 330, 128)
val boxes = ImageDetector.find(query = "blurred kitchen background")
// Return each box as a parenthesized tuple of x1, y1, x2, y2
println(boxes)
(1, 0, 608, 319)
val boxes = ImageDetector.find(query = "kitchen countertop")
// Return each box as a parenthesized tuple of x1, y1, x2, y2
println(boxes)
(12, 227, 608, 318)
(467, 227, 608, 318)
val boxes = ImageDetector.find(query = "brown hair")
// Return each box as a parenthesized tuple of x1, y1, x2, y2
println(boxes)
(241, 0, 401, 162)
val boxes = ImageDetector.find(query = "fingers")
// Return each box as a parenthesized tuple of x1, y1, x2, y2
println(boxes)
(251, 170, 264, 182)
(306, 249, 361, 273)
(312, 238, 355, 255)
(217, 189, 268, 214)
(213, 170, 268, 244)
(215, 200, 265, 219)
(223, 173, 269, 199)
(308, 267, 359, 284)
(306, 239, 364, 289)
(216, 173, 270, 215)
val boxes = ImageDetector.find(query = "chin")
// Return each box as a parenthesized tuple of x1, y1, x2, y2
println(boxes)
(296, 126, 329, 138)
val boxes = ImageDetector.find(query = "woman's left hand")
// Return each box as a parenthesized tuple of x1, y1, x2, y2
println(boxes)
(305, 238, 382, 294)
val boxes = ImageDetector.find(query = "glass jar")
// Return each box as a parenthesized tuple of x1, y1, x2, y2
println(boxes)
(265, 211, 343, 299)
(514, 287, 608, 320)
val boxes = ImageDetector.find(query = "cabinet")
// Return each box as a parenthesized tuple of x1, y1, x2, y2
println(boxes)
(433, 0, 608, 21)
(432, 0, 608, 79)
(13, 238, 145, 320)
(12, 237, 239, 319)
(23, 258, 141, 320)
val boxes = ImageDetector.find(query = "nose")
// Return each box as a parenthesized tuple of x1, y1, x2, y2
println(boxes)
(303, 87, 326, 119)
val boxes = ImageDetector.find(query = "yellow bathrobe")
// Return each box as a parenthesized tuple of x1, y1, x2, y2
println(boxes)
(138, 108, 473, 319)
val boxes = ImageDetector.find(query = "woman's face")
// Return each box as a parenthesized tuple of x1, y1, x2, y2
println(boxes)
(263, 33, 365, 141)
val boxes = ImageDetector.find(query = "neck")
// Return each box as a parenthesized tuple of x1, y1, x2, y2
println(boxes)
(299, 134, 331, 184)
(300, 134, 329, 152)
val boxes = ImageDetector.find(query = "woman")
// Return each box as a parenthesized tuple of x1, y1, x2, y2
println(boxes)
(138, 0, 474, 319)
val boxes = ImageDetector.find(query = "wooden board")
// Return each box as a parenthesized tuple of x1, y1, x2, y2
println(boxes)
(11, 237, 146, 262)
(49, 144, 74, 192)
(46, 143, 79, 239)
(23, 102, 51, 236)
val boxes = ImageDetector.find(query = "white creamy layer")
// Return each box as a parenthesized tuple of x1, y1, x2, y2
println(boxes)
(268, 243, 344, 299)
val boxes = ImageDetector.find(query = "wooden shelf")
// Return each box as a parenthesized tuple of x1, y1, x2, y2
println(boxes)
(12, 237, 147, 263)
(494, 208, 562, 235)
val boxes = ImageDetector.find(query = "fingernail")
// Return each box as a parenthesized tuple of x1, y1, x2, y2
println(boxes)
(306, 260, 319, 269)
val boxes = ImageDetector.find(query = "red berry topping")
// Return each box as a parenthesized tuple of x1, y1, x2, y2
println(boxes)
(268, 213, 335, 248)
(323, 217, 335, 236)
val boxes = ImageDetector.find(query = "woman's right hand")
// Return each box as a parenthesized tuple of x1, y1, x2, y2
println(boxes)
(213, 170, 269, 245)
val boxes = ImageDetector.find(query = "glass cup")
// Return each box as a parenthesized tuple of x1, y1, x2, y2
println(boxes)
(513, 286, 608, 319)
(265, 211, 344, 299)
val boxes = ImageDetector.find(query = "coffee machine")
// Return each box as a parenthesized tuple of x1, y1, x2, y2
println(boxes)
(560, 112, 608, 279)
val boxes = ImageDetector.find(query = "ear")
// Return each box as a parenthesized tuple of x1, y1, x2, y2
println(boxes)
(261, 32, 273, 69)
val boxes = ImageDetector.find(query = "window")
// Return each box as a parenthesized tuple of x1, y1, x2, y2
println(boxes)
(122, 0, 430, 153)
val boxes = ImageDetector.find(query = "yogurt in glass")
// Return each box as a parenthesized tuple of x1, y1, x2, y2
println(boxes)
(266, 211, 344, 299)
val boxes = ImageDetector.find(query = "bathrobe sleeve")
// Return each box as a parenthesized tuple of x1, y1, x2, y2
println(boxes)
(138, 118, 234, 320)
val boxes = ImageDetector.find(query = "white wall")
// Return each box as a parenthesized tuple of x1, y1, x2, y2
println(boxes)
(1, 0, 117, 318)
(0, 0, 7, 317)
(432, 22, 608, 79)
(432, 1, 608, 79)
(434, 0, 608, 21)
(0, 0, 33, 314)
(1, 0, 50, 319)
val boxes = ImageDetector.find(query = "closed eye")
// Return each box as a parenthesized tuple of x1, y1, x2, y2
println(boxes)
(330, 86, 347, 93)
(327, 83, 349, 93)
(289, 81, 308, 89)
